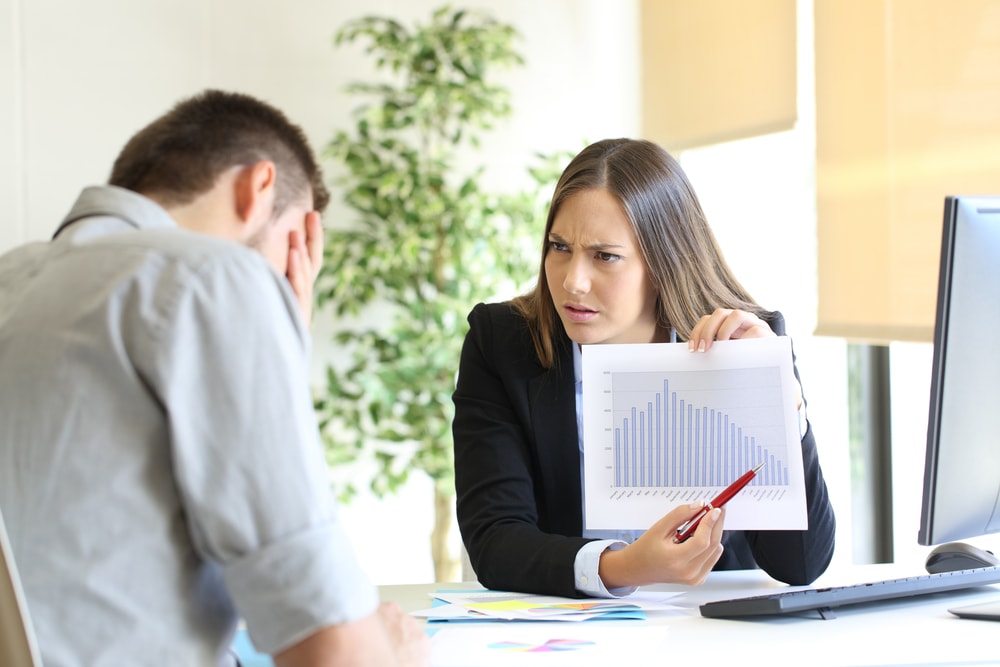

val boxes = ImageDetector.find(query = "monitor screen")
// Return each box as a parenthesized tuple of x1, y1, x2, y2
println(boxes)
(918, 195, 1000, 546)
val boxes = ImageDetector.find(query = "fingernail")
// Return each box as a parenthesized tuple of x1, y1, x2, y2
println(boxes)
(698, 340, 706, 352)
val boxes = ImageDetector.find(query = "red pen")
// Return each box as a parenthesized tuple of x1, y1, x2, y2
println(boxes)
(673, 461, 766, 543)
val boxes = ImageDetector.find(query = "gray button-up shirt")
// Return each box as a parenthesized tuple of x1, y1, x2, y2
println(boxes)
(0, 186, 377, 666)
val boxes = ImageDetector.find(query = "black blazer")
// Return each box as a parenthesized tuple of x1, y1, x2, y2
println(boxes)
(453, 302, 836, 598)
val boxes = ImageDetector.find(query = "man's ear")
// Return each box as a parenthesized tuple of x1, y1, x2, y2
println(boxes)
(233, 160, 277, 225)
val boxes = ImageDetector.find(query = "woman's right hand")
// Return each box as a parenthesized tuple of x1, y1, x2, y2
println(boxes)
(597, 502, 726, 590)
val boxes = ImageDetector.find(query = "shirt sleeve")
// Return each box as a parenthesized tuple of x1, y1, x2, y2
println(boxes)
(573, 540, 637, 598)
(142, 246, 378, 655)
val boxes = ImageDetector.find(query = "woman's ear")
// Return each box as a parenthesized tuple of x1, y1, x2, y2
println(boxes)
(233, 160, 277, 226)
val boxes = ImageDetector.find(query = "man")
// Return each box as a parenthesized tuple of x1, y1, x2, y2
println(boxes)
(0, 90, 428, 667)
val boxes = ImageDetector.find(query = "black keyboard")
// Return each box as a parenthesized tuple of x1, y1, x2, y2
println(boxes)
(700, 566, 1000, 618)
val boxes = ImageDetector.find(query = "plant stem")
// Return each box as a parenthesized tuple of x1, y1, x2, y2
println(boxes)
(431, 486, 460, 582)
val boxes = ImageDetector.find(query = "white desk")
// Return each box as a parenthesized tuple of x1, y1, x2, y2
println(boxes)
(381, 564, 1000, 667)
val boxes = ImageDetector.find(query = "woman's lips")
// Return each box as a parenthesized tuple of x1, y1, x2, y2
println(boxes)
(563, 303, 597, 322)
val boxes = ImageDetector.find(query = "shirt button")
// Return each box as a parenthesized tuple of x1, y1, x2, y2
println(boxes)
(579, 576, 589, 586)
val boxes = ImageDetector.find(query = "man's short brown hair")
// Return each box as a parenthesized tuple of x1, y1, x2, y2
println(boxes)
(109, 89, 329, 213)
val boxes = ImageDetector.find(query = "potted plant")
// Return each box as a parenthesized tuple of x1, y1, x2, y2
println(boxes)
(315, 5, 563, 581)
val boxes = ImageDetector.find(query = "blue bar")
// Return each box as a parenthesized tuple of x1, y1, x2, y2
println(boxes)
(712, 412, 719, 486)
(614, 428, 620, 487)
(737, 427, 744, 474)
(719, 415, 733, 485)
(638, 410, 645, 487)
(647, 401, 654, 487)
(678, 399, 686, 487)
(622, 419, 629, 487)
(655, 393, 662, 487)
(662, 380, 669, 487)
(686, 403, 694, 486)
(694, 407, 702, 488)
(706, 409, 714, 486)
(631, 407, 637, 487)
(670, 390, 677, 486)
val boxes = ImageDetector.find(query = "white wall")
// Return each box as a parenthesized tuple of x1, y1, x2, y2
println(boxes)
(1, 0, 641, 584)
(0, 0, 638, 252)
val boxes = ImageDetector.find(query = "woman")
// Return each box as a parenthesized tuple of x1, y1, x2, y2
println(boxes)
(452, 138, 835, 598)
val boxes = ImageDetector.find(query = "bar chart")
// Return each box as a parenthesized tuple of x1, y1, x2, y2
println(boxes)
(610, 367, 791, 489)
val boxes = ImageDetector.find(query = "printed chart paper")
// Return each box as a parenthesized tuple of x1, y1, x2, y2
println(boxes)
(582, 337, 807, 531)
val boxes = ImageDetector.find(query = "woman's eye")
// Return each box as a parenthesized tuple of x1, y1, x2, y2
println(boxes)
(549, 240, 569, 252)
(597, 252, 621, 263)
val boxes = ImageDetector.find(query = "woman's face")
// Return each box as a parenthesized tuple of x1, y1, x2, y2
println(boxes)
(544, 188, 661, 346)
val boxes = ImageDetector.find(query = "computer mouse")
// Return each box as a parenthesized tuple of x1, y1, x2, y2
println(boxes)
(925, 542, 1000, 574)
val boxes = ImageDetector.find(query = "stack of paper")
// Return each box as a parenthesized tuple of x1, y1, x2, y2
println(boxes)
(412, 589, 684, 623)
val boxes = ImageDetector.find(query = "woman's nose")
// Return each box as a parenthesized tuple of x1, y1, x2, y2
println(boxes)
(562, 256, 590, 295)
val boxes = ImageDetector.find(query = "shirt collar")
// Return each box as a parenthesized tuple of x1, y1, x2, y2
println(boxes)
(53, 185, 177, 239)
(573, 341, 582, 384)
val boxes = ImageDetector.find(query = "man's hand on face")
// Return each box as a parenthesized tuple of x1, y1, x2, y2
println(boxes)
(286, 211, 324, 328)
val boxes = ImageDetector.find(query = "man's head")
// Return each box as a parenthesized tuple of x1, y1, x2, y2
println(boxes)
(109, 90, 329, 279)
(110, 89, 329, 215)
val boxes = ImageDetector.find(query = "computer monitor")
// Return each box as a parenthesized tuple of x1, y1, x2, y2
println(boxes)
(918, 194, 1000, 549)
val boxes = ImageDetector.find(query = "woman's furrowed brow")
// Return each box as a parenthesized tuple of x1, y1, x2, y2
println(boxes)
(548, 232, 625, 251)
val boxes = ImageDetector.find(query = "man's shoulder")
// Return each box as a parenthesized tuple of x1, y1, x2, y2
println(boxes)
(64, 223, 285, 317)
(137, 232, 299, 334)
(50, 185, 275, 284)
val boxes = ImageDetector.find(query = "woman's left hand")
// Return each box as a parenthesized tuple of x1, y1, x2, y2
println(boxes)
(688, 308, 803, 412)
(687, 308, 773, 352)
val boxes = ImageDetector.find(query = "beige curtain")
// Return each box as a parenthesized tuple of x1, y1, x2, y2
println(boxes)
(640, 0, 797, 152)
(815, 0, 1000, 343)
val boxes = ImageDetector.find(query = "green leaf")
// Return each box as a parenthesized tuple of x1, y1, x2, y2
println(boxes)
(318, 4, 569, 505)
